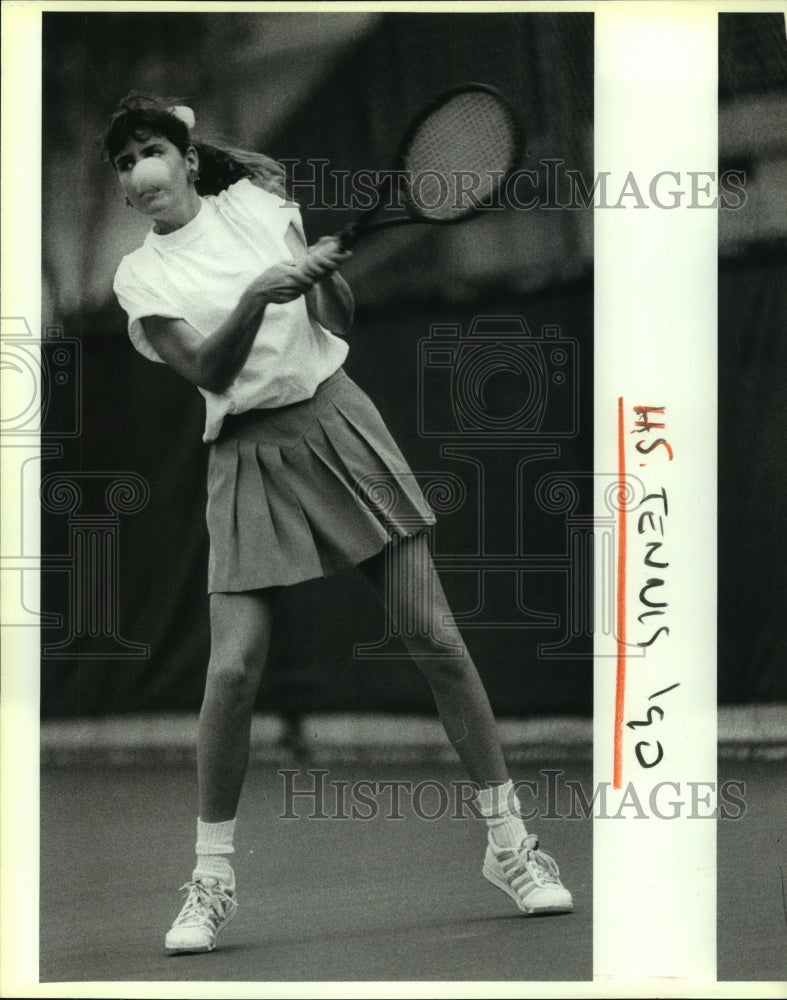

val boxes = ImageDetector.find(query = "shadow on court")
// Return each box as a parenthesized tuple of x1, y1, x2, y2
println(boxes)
(40, 760, 592, 983)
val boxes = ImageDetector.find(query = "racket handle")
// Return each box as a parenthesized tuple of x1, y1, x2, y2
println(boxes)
(335, 222, 360, 253)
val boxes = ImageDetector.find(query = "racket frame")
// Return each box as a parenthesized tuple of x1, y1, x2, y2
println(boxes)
(336, 82, 525, 249)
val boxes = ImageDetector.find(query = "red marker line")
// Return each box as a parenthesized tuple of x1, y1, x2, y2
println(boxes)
(614, 396, 627, 789)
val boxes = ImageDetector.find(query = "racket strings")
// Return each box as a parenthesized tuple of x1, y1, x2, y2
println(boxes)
(403, 91, 518, 221)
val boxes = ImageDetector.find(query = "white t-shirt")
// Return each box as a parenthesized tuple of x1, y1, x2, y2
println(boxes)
(113, 178, 349, 442)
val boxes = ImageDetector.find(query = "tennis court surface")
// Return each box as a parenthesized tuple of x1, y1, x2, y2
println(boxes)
(40, 759, 592, 983)
(716, 758, 787, 983)
(39, 726, 786, 986)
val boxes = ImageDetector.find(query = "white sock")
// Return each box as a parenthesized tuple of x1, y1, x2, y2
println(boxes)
(193, 817, 236, 889)
(476, 780, 528, 850)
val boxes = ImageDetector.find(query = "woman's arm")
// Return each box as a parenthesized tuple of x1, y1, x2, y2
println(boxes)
(306, 269, 355, 337)
(141, 261, 311, 394)
(284, 228, 355, 336)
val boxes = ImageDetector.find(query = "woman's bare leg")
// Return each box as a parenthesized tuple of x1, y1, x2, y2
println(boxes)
(358, 533, 508, 787)
(197, 589, 279, 821)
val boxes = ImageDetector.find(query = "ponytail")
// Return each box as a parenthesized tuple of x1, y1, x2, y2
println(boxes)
(190, 140, 287, 199)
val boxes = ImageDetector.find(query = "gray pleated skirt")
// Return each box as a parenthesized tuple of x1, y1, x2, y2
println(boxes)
(206, 368, 436, 593)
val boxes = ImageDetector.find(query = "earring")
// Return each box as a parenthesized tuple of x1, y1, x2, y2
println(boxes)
(188, 167, 200, 184)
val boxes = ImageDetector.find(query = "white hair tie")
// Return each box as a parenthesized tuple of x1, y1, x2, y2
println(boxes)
(170, 105, 196, 131)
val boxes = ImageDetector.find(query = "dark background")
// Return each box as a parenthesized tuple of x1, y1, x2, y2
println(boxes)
(37, 11, 786, 719)
(717, 14, 787, 702)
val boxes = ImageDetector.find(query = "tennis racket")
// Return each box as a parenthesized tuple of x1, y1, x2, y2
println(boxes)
(335, 83, 524, 251)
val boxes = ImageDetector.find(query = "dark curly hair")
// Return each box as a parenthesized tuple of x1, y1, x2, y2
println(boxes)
(101, 92, 287, 199)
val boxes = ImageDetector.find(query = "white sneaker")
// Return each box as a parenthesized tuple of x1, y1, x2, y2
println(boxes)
(164, 878, 238, 954)
(483, 833, 573, 915)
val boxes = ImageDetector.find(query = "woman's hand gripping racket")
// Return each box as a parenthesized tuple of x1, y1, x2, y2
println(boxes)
(335, 83, 524, 251)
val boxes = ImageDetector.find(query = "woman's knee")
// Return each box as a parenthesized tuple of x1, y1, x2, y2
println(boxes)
(210, 588, 278, 638)
(205, 590, 276, 708)
(395, 595, 465, 658)
(405, 631, 474, 685)
(204, 645, 263, 709)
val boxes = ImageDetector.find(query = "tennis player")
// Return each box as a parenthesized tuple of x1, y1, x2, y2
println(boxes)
(104, 93, 573, 955)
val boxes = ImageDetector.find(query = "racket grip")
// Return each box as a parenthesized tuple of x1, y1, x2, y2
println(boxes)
(335, 222, 360, 253)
